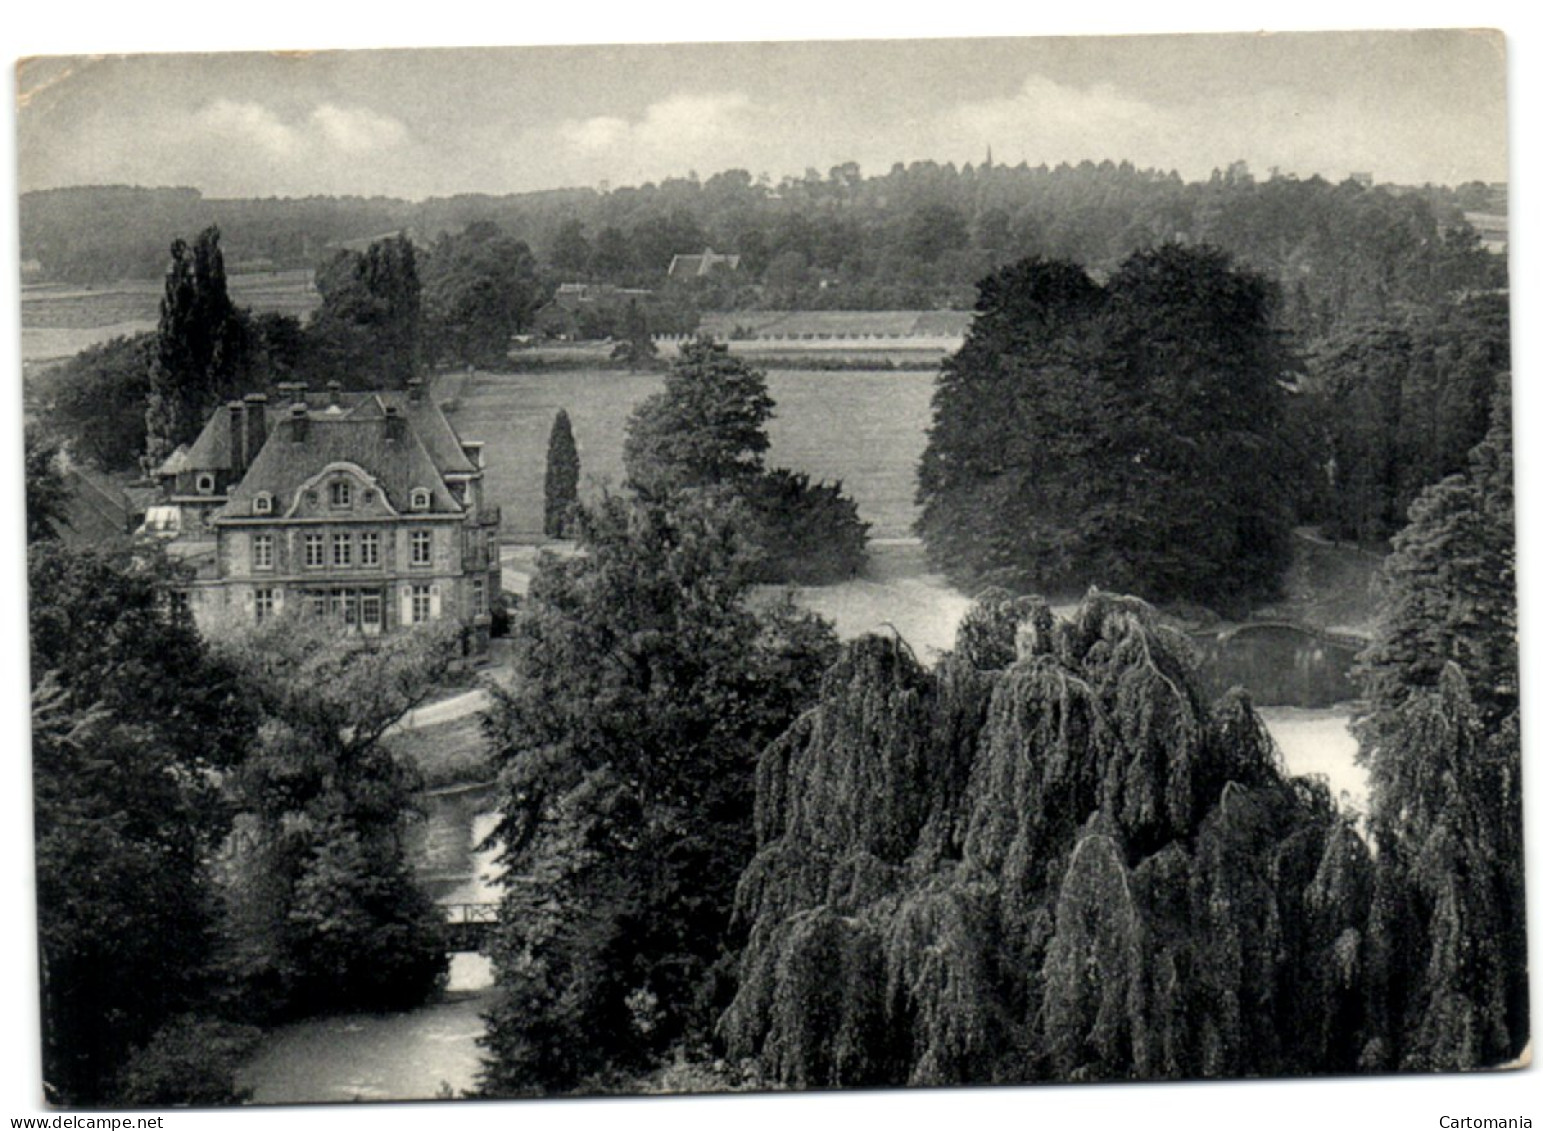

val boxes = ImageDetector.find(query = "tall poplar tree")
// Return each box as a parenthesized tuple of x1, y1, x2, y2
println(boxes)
(145, 226, 252, 460)
(542, 409, 580, 539)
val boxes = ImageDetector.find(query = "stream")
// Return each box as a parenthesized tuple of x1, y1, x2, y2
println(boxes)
(238, 788, 502, 1103)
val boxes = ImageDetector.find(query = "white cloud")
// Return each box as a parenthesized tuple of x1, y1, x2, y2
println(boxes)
(193, 99, 301, 158)
(309, 103, 410, 154)
(634, 92, 753, 148)
(545, 92, 757, 181)
(563, 115, 629, 152)
(938, 75, 1179, 168)
(88, 98, 423, 195)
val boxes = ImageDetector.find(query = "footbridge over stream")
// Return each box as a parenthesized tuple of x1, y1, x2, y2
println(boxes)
(442, 902, 498, 952)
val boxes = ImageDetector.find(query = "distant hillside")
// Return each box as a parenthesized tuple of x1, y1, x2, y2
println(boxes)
(20, 167, 1506, 336)
(19, 185, 416, 282)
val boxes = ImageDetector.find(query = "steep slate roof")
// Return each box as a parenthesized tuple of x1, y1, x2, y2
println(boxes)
(58, 469, 132, 548)
(216, 410, 463, 519)
(170, 387, 478, 479)
(170, 402, 286, 474)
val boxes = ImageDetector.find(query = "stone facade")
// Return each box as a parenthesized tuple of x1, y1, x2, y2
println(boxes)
(146, 379, 501, 653)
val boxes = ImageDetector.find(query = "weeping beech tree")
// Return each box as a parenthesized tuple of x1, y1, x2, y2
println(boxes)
(723, 590, 1375, 1084)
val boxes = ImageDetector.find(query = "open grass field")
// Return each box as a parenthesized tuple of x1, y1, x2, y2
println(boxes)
(443, 366, 939, 540)
(19, 270, 320, 362)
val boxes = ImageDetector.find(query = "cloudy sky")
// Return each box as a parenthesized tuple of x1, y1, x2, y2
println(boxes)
(16, 30, 1508, 199)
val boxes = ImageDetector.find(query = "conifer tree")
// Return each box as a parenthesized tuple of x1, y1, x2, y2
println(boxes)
(1353, 385, 1526, 1070)
(542, 409, 580, 539)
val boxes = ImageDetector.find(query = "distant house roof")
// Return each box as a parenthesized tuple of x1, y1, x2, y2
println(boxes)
(327, 227, 428, 254)
(667, 248, 741, 279)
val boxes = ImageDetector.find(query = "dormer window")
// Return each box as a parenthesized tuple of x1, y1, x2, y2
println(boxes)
(330, 480, 353, 508)
(253, 492, 273, 515)
(196, 473, 216, 495)
(410, 488, 431, 511)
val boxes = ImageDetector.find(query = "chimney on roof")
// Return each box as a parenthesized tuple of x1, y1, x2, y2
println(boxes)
(290, 402, 310, 443)
(327, 381, 342, 408)
(384, 403, 405, 442)
(407, 377, 424, 403)
(275, 381, 298, 403)
(243, 393, 268, 473)
(227, 401, 246, 477)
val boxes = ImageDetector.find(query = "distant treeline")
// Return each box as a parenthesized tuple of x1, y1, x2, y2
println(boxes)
(22, 161, 1504, 336)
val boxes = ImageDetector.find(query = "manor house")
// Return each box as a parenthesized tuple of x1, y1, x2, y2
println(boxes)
(142, 379, 501, 652)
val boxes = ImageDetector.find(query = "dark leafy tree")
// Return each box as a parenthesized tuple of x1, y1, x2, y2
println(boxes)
(421, 221, 543, 368)
(40, 332, 155, 473)
(29, 545, 256, 1104)
(549, 218, 592, 276)
(624, 337, 867, 582)
(304, 235, 422, 388)
(211, 614, 457, 1020)
(1353, 389, 1526, 1070)
(724, 591, 1374, 1085)
(1297, 295, 1510, 543)
(610, 299, 659, 371)
(25, 426, 70, 544)
(624, 337, 773, 495)
(479, 491, 839, 1093)
(543, 409, 581, 539)
(112, 1017, 260, 1107)
(145, 227, 255, 460)
(744, 469, 867, 584)
(917, 246, 1294, 612)
(251, 311, 305, 381)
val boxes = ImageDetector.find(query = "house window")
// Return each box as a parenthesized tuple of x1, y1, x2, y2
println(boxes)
(411, 529, 432, 566)
(254, 587, 275, 623)
(253, 533, 273, 571)
(304, 533, 325, 568)
(308, 591, 327, 618)
(411, 584, 432, 624)
(332, 533, 353, 567)
(472, 576, 486, 615)
(196, 473, 216, 495)
(330, 480, 352, 508)
(360, 590, 383, 630)
(254, 493, 273, 515)
(360, 532, 379, 567)
(410, 488, 431, 511)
